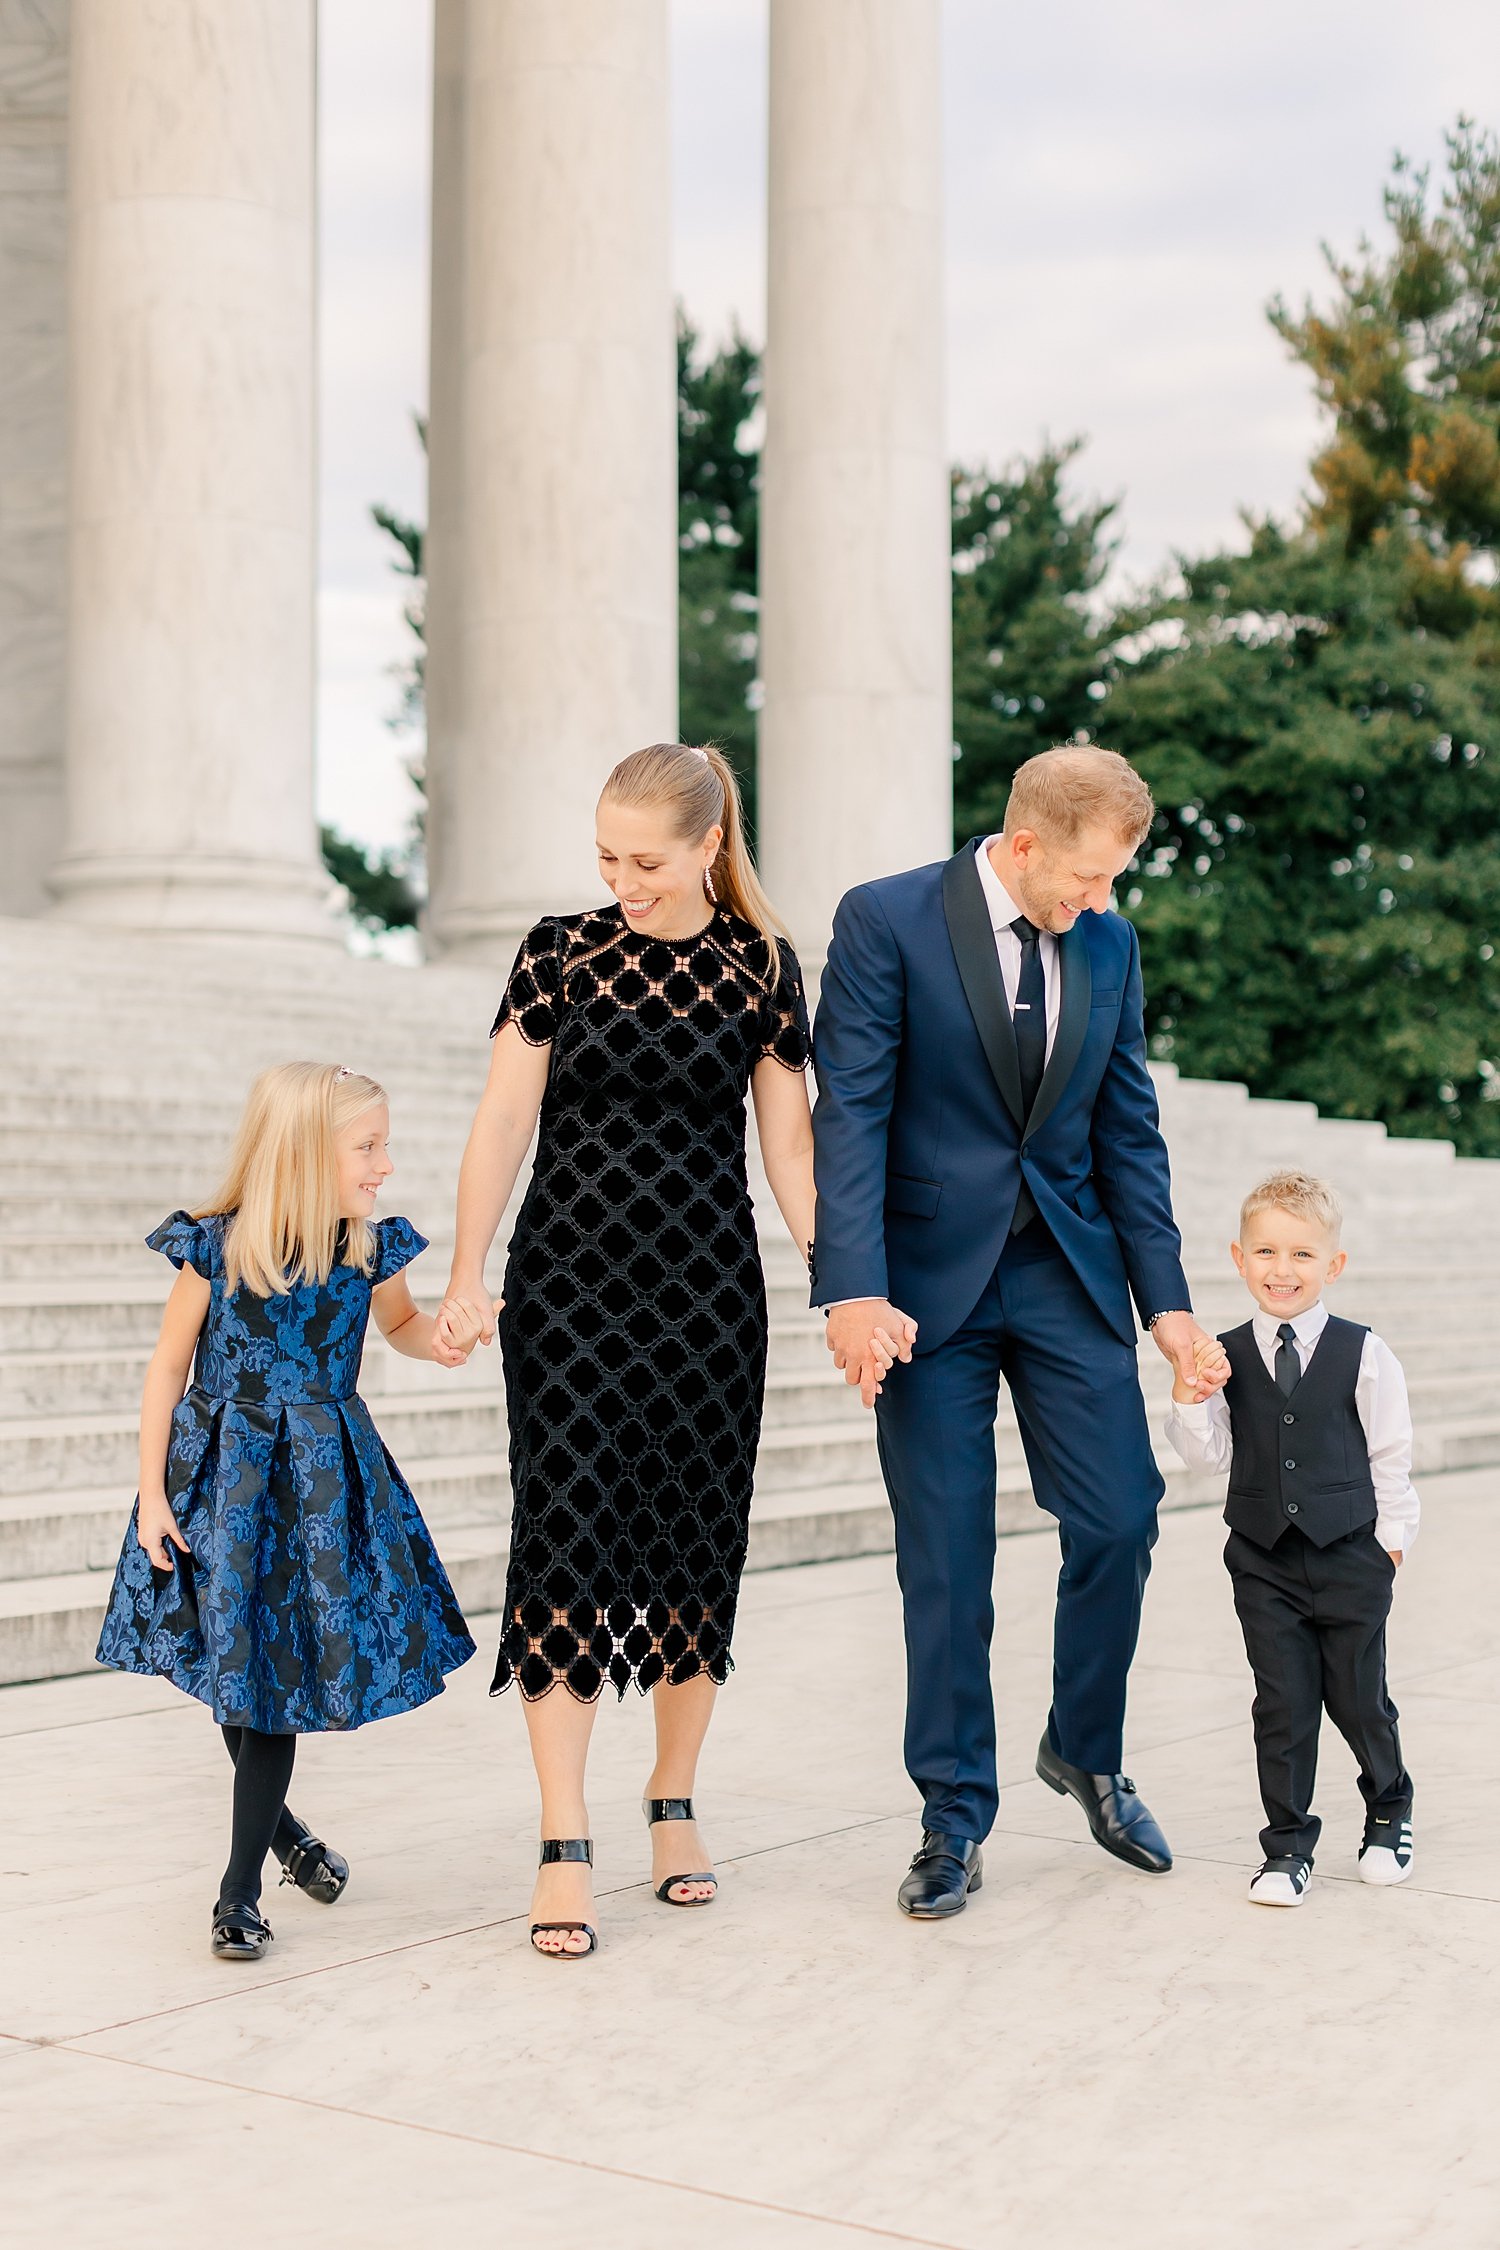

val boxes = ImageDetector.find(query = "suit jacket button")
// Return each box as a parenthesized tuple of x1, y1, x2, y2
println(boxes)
(1286, 1501, 1300, 1515)
(1283, 1459, 1295, 1470)
(1282, 1412, 1295, 1425)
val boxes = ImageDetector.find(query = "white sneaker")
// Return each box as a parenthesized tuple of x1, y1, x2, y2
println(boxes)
(1249, 1856, 1312, 1907)
(1358, 1817, 1413, 1884)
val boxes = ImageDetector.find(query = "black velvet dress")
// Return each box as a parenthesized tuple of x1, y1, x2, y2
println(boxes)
(490, 905, 811, 1700)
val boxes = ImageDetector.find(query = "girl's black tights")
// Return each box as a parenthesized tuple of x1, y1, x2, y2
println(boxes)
(219, 1725, 298, 1907)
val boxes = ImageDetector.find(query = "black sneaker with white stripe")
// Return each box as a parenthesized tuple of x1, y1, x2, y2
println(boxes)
(1248, 1855, 1312, 1907)
(1358, 1814, 1414, 1886)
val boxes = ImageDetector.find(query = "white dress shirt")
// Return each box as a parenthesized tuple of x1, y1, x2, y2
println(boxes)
(975, 839, 1060, 1062)
(1165, 1299, 1420, 1555)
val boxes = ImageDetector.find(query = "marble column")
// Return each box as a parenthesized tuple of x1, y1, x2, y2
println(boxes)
(759, 0, 951, 965)
(49, 0, 330, 939)
(0, 0, 68, 918)
(424, 0, 677, 962)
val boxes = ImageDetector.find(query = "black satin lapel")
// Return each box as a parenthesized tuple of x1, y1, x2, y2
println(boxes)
(1024, 922, 1091, 1141)
(941, 846, 1024, 1131)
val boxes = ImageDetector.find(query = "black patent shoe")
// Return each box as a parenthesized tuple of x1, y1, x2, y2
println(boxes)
(276, 1827, 350, 1905)
(643, 1795, 718, 1907)
(897, 1830, 983, 1919)
(530, 1838, 597, 1960)
(1036, 1733, 1173, 1873)
(211, 1899, 274, 1961)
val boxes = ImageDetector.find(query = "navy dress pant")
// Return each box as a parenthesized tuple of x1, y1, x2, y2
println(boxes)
(874, 1223, 1163, 1842)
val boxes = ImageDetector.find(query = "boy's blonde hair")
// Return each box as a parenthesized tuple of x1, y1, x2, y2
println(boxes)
(194, 1062, 388, 1296)
(1003, 745, 1155, 851)
(1238, 1168, 1343, 1245)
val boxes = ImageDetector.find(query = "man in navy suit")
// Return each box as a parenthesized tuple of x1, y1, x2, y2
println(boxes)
(812, 746, 1218, 1917)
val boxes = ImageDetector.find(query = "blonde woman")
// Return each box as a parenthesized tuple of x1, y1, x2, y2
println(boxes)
(439, 745, 826, 1959)
(96, 1063, 478, 1960)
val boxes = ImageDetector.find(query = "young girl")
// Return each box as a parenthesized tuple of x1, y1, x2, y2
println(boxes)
(96, 1062, 479, 1961)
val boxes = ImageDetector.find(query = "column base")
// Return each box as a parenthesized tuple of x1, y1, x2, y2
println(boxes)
(422, 899, 565, 966)
(47, 852, 339, 943)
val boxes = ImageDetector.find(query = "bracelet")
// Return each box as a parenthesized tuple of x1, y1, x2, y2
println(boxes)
(1147, 1309, 1190, 1329)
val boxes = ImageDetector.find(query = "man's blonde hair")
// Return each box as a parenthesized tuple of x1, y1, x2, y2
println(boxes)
(1003, 745, 1155, 851)
(194, 1062, 388, 1296)
(1238, 1168, 1344, 1245)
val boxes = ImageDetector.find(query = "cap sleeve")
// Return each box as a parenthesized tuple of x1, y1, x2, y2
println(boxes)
(373, 1216, 430, 1284)
(760, 943, 812, 1072)
(145, 1211, 216, 1279)
(491, 917, 563, 1046)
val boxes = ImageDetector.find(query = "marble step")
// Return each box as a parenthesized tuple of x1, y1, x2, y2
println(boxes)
(2, 1341, 1488, 1583)
(0, 1449, 512, 1583)
(0, 1332, 856, 1419)
(0, 1445, 1244, 1688)
(0, 1389, 506, 1497)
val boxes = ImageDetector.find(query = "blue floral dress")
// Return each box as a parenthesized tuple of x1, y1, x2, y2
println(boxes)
(96, 1212, 475, 1732)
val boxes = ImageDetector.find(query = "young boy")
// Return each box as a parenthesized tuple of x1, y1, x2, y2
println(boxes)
(1167, 1169, 1418, 1906)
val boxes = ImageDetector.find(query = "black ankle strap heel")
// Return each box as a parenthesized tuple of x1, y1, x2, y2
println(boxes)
(530, 1838, 597, 1959)
(642, 1796, 718, 1907)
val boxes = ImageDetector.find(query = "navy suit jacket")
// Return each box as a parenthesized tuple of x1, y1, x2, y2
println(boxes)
(811, 843, 1191, 1355)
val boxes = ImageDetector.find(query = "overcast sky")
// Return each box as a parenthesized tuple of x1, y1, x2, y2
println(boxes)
(317, 0, 1498, 854)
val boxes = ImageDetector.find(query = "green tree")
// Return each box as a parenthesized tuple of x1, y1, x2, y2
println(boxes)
(676, 311, 762, 810)
(1103, 120, 1500, 1151)
(950, 442, 1121, 837)
(320, 426, 427, 932)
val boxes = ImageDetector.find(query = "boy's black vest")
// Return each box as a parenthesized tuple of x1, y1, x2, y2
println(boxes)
(1219, 1316, 1376, 1551)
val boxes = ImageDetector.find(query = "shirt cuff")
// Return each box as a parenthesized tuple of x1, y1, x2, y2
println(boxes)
(1168, 1397, 1214, 1427)
(1375, 1513, 1418, 1556)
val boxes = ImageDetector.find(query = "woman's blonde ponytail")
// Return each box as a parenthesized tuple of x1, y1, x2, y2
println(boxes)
(602, 743, 789, 983)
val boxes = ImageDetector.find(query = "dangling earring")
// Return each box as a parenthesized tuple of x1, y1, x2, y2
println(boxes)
(703, 864, 718, 904)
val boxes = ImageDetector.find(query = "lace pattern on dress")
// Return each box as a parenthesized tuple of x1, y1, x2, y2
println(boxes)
(487, 905, 810, 1702)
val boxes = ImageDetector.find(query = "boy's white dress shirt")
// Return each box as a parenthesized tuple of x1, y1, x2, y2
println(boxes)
(1165, 1301, 1420, 1555)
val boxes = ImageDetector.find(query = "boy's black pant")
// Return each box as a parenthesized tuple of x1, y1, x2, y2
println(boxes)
(1226, 1523, 1412, 1863)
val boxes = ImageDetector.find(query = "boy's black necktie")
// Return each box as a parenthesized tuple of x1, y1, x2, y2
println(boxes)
(1010, 915, 1047, 1117)
(1275, 1321, 1300, 1395)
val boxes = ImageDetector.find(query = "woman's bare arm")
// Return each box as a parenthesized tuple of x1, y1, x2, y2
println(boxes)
(442, 1023, 551, 1341)
(751, 1056, 816, 1262)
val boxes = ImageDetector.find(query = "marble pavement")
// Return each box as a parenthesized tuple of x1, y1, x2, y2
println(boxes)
(4, 1474, 1498, 2250)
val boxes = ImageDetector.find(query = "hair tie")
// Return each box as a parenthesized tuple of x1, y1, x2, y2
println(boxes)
(689, 746, 710, 762)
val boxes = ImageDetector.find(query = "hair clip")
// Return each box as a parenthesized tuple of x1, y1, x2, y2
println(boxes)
(689, 746, 710, 761)
(334, 1065, 351, 1081)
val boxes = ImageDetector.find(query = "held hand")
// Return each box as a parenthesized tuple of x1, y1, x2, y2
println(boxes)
(825, 1299, 918, 1411)
(136, 1491, 190, 1573)
(1152, 1312, 1217, 1401)
(1172, 1336, 1230, 1405)
(438, 1287, 501, 1350)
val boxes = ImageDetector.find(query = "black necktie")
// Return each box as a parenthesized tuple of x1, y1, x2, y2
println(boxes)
(1275, 1322, 1300, 1395)
(1010, 915, 1047, 1117)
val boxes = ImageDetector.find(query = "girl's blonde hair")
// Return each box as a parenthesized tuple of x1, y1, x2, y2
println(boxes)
(601, 743, 790, 981)
(194, 1062, 388, 1296)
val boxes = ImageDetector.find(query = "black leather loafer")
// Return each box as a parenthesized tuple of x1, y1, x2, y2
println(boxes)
(211, 1899, 274, 1961)
(897, 1830, 983, 1919)
(277, 1830, 350, 1905)
(1036, 1734, 1172, 1873)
